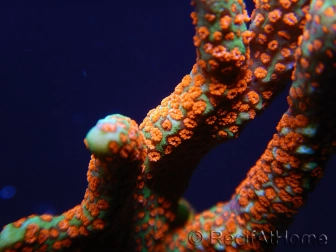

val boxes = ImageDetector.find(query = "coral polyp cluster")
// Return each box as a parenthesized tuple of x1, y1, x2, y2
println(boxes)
(1, 0, 335, 251)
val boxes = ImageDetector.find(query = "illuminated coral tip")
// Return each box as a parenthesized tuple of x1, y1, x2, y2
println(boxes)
(84, 114, 144, 160)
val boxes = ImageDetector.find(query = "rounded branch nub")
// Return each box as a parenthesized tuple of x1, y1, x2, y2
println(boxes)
(84, 114, 147, 163)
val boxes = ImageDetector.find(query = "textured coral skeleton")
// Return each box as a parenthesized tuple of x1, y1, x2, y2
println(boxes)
(1, 0, 336, 251)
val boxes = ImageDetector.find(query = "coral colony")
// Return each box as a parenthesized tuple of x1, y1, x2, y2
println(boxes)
(1, 0, 336, 251)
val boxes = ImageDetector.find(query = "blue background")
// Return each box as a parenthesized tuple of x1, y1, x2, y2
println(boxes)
(0, 1, 335, 251)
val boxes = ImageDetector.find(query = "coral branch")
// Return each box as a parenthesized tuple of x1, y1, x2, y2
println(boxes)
(0, 0, 335, 251)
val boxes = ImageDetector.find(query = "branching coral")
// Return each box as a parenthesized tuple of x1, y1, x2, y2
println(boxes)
(0, 0, 336, 251)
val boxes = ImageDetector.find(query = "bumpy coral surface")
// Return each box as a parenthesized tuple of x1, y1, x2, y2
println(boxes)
(1, 0, 336, 251)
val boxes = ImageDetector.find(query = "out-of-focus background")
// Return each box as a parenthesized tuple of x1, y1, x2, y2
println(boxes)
(0, 1, 335, 251)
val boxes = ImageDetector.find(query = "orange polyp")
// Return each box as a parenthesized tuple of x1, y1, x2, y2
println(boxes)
(204, 13, 216, 22)
(179, 129, 193, 140)
(119, 132, 128, 143)
(279, 0, 291, 9)
(149, 127, 162, 142)
(315, 62, 324, 74)
(247, 91, 259, 104)
(225, 32, 235, 41)
(268, 9, 282, 23)
(88, 177, 99, 192)
(78, 226, 89, 236)
(313, 39, 322, 50)
(283, 13, 298, 26)
(234, 14, 245, 25)
(52, 241, 63, 250)
(197, 26, 210, 40)
(39, 215, 52, 222)
(88, 203, 100, 217)
(108, 141, 119, 154)
(268, 40, 278, 50)
(13, 218, 26, 228)
(190, 12, 197, 25)
(218, 130, 228, 137)
(314, 0, 323, 9)
(92, 219, 105, 230)
(67, 226, 79, 238)
(272, 202, 291, 214)
(220, 16, 232, 30)
(58, 220, 69, 232)
(49, 228, 59, 239)
(24, 224, 39, 244)
(37, 230, 49, 244)
(192, 100, 207, 115)
(148, 152, 161, 162)
(254, 67, 267, 79)
(169, 109, 184, 120)
(101, 123, 116, 132)
(263, 24, 274, 34)
(21, 247, 33, 252)
(275, 63, 286, 72)
(97, 199, 109, 210)
(161, 119, 172, 131)
(280, 47, 291, 58)
(229, 126, 239, 133)
(167, 136, 181, 147)
(188, 86, 202, 98)
(62, 239, 71, 248)
(278, 30, 291, 39)
(148, 219, 155, 227)
(254, 13, 265, 26)
(260, 53, 270, 64)
(326, 49, 333, 58)
(213, 31, 222, 41)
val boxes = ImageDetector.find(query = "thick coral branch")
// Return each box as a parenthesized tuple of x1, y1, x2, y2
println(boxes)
(248, 0, 310, 103)
(0, 115, 147, 251)
(163, 0, 336, 251)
